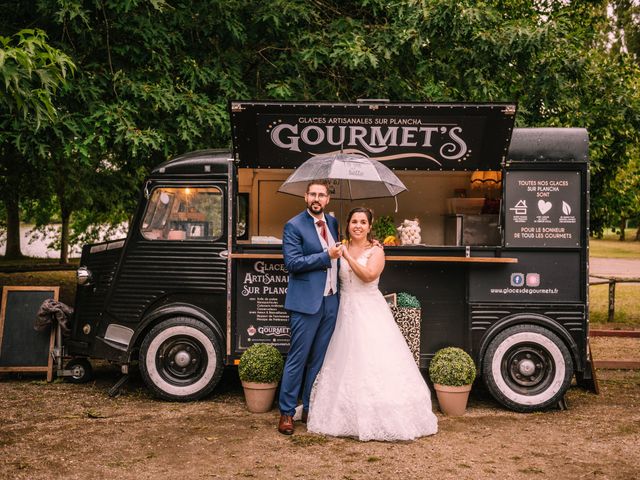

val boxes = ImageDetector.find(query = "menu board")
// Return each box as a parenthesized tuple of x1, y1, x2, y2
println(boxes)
(235, 259, 290, 352)
(504, 171, 581, 247)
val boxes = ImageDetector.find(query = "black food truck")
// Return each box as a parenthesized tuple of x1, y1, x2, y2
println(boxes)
(61, 101, 596, 411)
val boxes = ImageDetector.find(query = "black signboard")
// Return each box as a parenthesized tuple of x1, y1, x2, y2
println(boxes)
(235, 259, 290, 352)
(504, 171, 581, 247)
(468, 251, 582, 303)
(0, 286, 58, 381)
(230, 101, 516, 171)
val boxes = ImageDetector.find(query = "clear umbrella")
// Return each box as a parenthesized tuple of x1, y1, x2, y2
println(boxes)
(278, 153, 407, 203)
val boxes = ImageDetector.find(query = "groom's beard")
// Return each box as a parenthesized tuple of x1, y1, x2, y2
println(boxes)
(307, 202, 324, 215)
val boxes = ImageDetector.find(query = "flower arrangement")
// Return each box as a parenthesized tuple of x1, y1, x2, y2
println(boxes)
(396, 292, 420, 309)
(238, 344, 284, 384)
(429, 347, 477, 386)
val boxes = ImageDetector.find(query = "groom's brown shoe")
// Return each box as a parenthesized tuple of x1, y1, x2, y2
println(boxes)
(300, 410, 308, 424)
(278, 414, 294, 435)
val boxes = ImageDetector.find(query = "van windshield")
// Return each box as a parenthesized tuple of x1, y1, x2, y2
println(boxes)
(141, 187, 223, 241)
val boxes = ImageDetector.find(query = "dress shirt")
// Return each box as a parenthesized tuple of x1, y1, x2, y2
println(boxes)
(307, 211, 338, 295)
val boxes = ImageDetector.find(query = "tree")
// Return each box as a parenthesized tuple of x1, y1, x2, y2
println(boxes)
(0, 28, 74, 258)
(605, 152, 640, 240)
(602, 0, 640, 239)
(2, 0, 639, 254)
(2, 0, 245, 260)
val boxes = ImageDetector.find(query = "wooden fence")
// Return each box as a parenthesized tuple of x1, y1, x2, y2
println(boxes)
(589, 275, 640, 323)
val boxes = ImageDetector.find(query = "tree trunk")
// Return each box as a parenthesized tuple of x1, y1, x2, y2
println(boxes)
(3, 192, 24, 259)
(618, 217, 626, 241)
(60, 207, 70, 264)
(635, 224, 640, 241)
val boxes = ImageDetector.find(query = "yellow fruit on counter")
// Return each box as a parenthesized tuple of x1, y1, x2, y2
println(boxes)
(383, 235, 398, 246)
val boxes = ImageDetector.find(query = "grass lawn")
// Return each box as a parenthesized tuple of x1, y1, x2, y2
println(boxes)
(589, 283, 640, 329)
(590, 229, 640, 259)
(0, 271, 77, 305)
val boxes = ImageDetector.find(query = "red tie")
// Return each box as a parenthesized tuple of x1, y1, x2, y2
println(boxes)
(316, 220, 329, 244)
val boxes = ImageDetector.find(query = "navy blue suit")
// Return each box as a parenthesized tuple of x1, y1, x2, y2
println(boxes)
(279, 211, 339, 416)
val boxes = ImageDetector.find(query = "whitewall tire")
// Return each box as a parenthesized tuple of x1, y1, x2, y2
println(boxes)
(483, 324, 573, 412)
(139, 317, 223, 401)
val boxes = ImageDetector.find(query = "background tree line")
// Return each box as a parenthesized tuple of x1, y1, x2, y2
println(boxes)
(1, 0, 639, 262)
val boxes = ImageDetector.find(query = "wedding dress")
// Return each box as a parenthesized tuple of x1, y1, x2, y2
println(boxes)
(307, 248, 438, 441)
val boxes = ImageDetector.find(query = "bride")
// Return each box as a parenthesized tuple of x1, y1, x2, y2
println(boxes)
(306, 207, 438, 441)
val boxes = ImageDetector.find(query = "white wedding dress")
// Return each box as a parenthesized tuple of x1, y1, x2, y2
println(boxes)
(307, 249, 438, 441)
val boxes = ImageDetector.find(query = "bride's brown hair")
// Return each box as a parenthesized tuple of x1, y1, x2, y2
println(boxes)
(345, 207, 374, 243)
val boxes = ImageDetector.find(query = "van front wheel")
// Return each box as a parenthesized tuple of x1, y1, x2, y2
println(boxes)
(139, 317, 223, 401)
(483, 324, 573, 412)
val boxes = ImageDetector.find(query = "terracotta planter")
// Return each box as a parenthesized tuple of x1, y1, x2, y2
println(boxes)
(241, 380, 278, 413)
(433, 383, 472, 416)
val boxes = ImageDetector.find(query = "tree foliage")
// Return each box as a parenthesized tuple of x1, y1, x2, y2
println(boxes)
(1, 0, 639, 258)
(0, 28, 74, 125)
(0, 28, 74, 258)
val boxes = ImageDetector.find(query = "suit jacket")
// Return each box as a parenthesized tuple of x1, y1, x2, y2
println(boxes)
(283, 211, 339, 314)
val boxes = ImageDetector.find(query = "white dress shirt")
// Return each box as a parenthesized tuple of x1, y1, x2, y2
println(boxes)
(308, 211, 338, 296)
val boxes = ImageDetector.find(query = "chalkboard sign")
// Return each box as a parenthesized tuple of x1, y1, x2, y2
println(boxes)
(0, 286, 59, 381)
(504, 171, 581, 247)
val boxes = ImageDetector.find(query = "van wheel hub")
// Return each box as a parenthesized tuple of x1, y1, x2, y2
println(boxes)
(506, 346, 549, 387)
(160, 338, 203, 380)
(173, 349, 192, 368)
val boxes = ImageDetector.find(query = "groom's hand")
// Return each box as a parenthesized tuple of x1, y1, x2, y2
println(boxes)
(328, 244, 343, 259)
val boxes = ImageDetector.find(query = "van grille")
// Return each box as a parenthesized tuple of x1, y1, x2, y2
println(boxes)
(107, 241, 227, 323)
(76, 246, 122, 324)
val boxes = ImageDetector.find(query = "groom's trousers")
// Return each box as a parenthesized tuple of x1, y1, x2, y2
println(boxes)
(279, 293, 339, 416)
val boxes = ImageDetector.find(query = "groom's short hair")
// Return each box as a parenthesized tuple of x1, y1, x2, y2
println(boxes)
(306, 180, 330, 194)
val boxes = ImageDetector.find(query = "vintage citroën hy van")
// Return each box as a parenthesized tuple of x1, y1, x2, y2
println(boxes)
(62, 101, 594, 411)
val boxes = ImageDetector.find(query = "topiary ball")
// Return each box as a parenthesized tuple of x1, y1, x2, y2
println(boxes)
(429, 347, 477, 386)
(238, 344, 284, 384)
(397, 292, 420, 309)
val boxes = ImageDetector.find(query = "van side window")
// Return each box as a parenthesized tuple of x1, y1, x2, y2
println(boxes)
(141, 187, 223, 241)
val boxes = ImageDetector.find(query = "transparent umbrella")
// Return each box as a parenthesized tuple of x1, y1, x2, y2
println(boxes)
(278, 153, 407, 202)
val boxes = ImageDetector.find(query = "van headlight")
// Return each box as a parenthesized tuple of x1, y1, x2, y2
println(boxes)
(77, 266, 93, 286)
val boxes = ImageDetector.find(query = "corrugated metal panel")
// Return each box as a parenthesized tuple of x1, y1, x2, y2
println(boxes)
(107, 241, 227, 323)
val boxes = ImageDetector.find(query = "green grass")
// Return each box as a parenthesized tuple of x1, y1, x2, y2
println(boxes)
(0, 271, 77, 305)
(589, 283, 640, 328)
(590, 229, 640, 259)
(0, 256, 80, 268)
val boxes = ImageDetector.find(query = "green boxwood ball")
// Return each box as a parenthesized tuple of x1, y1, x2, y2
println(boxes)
(238, 344, 284, 384)
(429, 347, 477, 386)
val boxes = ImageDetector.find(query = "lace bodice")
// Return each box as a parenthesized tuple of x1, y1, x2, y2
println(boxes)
(339, 248, 379, 294)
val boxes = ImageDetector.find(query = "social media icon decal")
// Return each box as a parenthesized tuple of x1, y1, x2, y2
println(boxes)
(526, 273, 541, 287)
(510, 273, 525, 287)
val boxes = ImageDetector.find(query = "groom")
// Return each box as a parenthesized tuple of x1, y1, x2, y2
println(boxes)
(278, 180, 342, 435)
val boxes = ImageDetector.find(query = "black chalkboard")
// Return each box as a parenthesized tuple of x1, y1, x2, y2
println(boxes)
(0, 286, 58, 380)
(504, 171, 581, 247)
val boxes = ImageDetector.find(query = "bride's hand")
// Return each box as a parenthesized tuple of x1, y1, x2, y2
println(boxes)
(328, 243, 343, 259)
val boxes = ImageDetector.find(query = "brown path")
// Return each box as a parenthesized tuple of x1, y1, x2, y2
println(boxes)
(590, 257, 640, 279)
